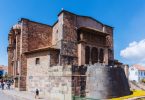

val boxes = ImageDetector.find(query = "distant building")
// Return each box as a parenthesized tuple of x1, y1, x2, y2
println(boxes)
(0, 65, 8, 77)
(129, 64, 145, 82)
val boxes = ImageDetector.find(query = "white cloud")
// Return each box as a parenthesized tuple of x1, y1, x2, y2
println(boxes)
(120, 39, 145, 65)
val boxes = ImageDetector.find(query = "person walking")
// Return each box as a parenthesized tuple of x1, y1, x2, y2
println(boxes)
(1, 79, 4, 90)
(7, 80, 11, 89)
(35, 89, 39, 99)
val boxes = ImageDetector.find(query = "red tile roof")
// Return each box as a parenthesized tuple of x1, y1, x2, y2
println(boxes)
(133, 64, 145, 71)
(0, 65, 8, 71)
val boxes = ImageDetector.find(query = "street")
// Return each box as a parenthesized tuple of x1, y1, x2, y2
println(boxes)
(0, 90, 23, 100)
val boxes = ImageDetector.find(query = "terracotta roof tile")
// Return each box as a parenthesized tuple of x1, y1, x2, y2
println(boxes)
(133, 64, 145, 71)
(0, 65, 8, 70)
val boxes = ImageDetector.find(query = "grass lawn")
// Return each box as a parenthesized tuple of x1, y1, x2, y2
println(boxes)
(111, 90, 145, 100)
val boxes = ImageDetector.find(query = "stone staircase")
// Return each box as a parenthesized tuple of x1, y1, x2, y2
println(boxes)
(136, 83, 145, 90)
(129, 81, 145, 90)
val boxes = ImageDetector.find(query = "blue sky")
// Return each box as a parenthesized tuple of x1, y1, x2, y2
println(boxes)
(0, 0, 145, 66)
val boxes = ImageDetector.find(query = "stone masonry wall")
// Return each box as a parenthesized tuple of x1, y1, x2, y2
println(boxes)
(16, 33, 20, 75)
(86, 64, 131, 99)
(52, 14, 63, 49)
(58, 11, 114, 66)
(8, 47, 13, 76)
(26, 51, 50, 75)
(60, 12, 78, 66)
(8, 32, 14, 76)
(50, 50, 59, 66)
(16, 34, 20, 60)
(20, 19, 29, 91)
(27, 52, 72, 100)
(19, 19, 53, 91)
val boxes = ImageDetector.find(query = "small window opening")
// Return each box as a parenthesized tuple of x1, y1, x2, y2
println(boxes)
(36, 58, 40, 65)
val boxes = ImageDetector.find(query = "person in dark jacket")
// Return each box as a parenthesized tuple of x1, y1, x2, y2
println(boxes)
(35, 89, 39, 99)
(1, 79, 5, 90)
(7, 80, 11, 89)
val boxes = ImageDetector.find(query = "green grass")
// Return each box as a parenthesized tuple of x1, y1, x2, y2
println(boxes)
(111, 90, 145, 100)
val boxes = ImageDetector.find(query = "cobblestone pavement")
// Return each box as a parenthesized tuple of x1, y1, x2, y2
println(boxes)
(0, 86, 46, 100)
(0, 89, 36, 100)
(0, 90, 25, 100)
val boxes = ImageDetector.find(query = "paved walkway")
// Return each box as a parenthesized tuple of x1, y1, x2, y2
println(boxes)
(0, 86, 46, 100)
(2, 89, 36, 100)
(3, 89, 145, 100)
(0, 90, 20, 100)
(3, 86, 145, 100)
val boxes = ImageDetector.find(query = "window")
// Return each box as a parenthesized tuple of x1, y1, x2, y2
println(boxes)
(135, 72, 138, 75)
(139, 71, 141, 76)
(141, 71, 143, 76)
(131, 68, 134, 70)
(35, 58, 40, 65)
(85, 46, 90, 64)
(91, 47, 98, 64)
(99, 48, 104, 63)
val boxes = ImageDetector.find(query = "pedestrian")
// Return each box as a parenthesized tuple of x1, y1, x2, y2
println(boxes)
(1, 79, 4, 90)
(7, 80, 11, 89)
(35, 89, 39, 99)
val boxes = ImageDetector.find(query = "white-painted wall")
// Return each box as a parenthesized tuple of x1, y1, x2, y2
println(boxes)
(129, 67, 139, 82)
(129, 66, 145, 82)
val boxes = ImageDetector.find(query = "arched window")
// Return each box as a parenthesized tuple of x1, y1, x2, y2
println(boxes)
(91, 47, 98, 64)
(85, 46, 90, 64)
(99, 48, 104, 63)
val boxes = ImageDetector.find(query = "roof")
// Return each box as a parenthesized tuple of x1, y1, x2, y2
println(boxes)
(0, 65, 8, 71)
(132, 64, 145, 71)
(20, 18, 52, 28)
(24, 47, 60, 54)
(58, 10, 114, 28)
(77, 27, 109, 36)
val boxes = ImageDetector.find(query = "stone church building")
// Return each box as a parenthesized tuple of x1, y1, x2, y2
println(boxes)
(8, 10, 129, 99)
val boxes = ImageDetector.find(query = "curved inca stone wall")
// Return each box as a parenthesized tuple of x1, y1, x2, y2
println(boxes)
(86, 63, 131, 99)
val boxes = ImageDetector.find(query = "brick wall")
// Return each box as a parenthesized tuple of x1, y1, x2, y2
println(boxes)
(27, 21, 52, 51)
